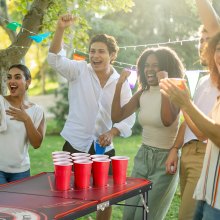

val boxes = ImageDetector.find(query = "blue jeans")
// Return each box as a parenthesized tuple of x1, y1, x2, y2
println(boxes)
(193, 200, 220, 220)
(0, 170, 30, 184)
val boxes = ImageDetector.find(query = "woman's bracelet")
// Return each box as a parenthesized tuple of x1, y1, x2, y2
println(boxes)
(171, 146, 179, 150)
(170, 146, 179, 151)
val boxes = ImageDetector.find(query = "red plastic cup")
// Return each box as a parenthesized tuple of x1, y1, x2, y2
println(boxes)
(53, 157, 72, 163)
(52, 151, 70, 156)
(111, 156, 129, 185)
(54, 162, 73, 191)
(74, 160, 93, 189)
(72, 156, 91, 161)
(90, 155, 109, 159)
(92, 158, 111, 187)
(71, 153, 90, 157)
(169, 78, 185, 90)
(52, 154, 71, 160)
(52, 151, 71, 160)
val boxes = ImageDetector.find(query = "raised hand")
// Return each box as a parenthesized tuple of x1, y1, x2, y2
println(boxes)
(159, 78, 191, 109)
(57, 14, 76, 29)
(156, 71, 168, 82)
(118, 68, 131, 84)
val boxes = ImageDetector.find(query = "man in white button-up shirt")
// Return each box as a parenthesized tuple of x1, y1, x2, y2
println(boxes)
(47, 14, 135, 220)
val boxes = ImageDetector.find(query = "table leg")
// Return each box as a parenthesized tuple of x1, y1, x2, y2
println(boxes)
(141, 192, 149, 220)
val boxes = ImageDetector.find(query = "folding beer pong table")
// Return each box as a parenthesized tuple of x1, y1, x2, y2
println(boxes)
(0, 172, 152, 219)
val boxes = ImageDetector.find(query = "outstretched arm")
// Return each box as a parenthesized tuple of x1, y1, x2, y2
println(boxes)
(49, 14, 76, 54)
(111, 69, 141, 123)
(98, 127, 120, 147)
(195, 0, 220, 36)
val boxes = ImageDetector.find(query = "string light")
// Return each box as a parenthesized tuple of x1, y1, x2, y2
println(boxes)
(8, 45, 30, 49)
(112, 65, 126, 69)
(119, 37, 199, 50)
(0, 15, 200, 70)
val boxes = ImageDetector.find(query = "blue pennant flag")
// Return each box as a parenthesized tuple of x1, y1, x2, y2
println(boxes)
(28, 32, 51, 43)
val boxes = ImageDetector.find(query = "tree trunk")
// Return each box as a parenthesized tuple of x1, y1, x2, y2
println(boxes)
(0, 0, 53, 95)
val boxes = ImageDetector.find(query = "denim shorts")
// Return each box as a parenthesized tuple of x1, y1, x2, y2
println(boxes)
(0, 169, 30, 184)
(193, 200, 220, 220)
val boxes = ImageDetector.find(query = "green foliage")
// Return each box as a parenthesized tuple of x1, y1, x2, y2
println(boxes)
(46, 119, 62, 135)
(29, 80, 59, 96)
(49, 84, 69, 130)
(41, 0, 135, 52)
(104, 0, 201, 70)
(3, 0, 210, 95)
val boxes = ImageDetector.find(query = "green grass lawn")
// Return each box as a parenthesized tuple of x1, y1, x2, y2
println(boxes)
(29, 134, 180, 220)
(29, 80, 59, 96)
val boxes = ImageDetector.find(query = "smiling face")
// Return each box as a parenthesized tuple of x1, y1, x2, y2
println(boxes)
(214, 41, 220, 75)
(144, 53, 160, 86)
(7, 67, 30, 97)
(199, 30, 210, 66)
(89, 42, 115, 75)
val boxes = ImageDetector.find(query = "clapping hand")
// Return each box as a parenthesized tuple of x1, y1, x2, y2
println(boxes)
(6, 105, 29, 122)
(159, 78, 191, 109)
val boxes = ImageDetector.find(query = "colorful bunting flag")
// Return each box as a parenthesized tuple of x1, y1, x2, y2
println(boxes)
(73, 53, 86, 61)
(6, 22, 21, 31)
(28, 32, 51, 43)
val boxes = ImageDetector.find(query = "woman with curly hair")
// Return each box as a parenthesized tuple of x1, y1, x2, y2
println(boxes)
(112, 46, 184, 220)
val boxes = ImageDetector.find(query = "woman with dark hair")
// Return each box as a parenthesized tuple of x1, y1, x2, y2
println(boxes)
(160, 32, 220, 220)
(111, 46, 184, 220)
(0, 64, 45, 184)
